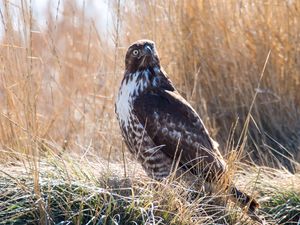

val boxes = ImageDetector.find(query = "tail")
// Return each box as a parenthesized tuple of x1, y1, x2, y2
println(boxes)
(229, 185, 262, 222)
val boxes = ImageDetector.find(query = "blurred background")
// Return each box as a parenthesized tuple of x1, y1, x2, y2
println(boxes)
(0, 0, 299, 172)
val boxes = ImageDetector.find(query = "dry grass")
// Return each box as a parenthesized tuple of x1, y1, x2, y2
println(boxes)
(1, 157, 300, 224)
(0, 0, 300, 224)
(122, 0, 300, 171)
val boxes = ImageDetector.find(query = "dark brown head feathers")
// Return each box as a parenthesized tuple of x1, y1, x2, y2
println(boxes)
(125, 39, 160, 72)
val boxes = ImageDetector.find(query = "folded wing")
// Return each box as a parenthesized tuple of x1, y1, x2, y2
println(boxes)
(133, 88, 226, 181)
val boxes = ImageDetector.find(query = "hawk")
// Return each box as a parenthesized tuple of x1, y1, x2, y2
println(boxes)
(115, 39, 260, 220)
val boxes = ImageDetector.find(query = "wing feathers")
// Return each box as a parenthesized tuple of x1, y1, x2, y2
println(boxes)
(133, 88, 226, 180)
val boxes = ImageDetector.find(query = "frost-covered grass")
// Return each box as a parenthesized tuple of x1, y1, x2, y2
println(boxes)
(0, 158, 299, 225)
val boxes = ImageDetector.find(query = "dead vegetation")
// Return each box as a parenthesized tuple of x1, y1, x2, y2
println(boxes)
(1, 157, 300, 224)
(0, 0, 300, 224)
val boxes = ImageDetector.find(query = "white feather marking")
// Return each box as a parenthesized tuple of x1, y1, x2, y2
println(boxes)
(153, 66, 160, 73)
(169, 130, 182, 140)
(210, 138, 220, 149)
(116, 71, 148, 127)
(152, 77, 159, 87)
(142, 69, 150, 87)
(116, 73, 139, 127)
(152, 67, 160, 86)
(161, 127, 168, 135)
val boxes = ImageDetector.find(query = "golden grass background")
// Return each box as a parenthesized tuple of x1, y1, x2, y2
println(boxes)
(1, 0, 299, 169)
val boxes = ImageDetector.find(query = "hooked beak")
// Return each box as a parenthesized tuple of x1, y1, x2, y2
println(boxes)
(138, 44, 157, 68)
(142, 45, 153, 56)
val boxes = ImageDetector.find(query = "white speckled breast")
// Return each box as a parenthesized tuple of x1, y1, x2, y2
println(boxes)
(115, 69, 173, 180)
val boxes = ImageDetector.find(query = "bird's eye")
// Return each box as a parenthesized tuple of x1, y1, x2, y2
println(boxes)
(132, 49, 139, 56)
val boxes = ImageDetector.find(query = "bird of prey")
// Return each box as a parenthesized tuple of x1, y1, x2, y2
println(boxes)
(115, 39, 260, 221)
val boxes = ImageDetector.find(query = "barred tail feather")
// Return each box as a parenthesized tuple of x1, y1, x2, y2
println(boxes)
(229, 185, 262, 222)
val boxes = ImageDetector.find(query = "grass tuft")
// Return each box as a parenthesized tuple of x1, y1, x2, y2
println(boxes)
(1, 159, 300, 224)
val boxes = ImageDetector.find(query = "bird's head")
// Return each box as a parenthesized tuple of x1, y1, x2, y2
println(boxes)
(125, 39, 160, 72)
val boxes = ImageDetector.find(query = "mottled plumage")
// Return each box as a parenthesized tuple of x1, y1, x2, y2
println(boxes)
(115, 40, 260, 221)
